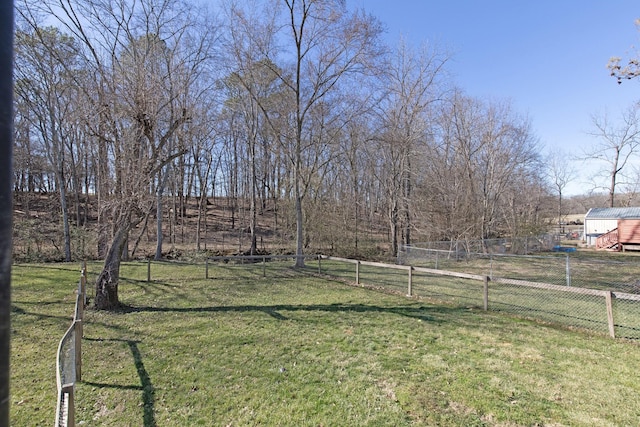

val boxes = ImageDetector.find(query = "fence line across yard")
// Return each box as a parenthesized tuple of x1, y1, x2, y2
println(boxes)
(85, 254, 640, 342)
(118, 255, 320, 283)
(55, 263, 86, 427)
(317, 256, 640, 340)
(398, 245, 640, 292)
(115, 254, 640, 339)
(52, 254, 640, 425)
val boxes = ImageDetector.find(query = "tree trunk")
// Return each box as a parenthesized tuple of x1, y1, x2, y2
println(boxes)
(55, 154, 72, 262)
(196, 195, 204, 251)
(94, 217, 130, 310)
(97, 138, 110, 258)
(558, 192, 563, 234)
(195, 158, 212, 251)
(60, 178, 72, 262)
(249, 141, 258, 255)
(403, 157, 411, 247)
(609, 167, 617, 208)
(155, 167, 169, 260)
(295, 194, 305, 267)
(390, 200, 399, 258)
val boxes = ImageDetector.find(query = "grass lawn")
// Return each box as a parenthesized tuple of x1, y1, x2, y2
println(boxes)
(11, 260, 640, 426)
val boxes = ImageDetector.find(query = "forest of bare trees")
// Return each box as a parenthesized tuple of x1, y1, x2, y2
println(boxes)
(13, 0, 590, 308)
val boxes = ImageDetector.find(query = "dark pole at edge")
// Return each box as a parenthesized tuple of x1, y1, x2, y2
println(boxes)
(0, 0, 14, 425)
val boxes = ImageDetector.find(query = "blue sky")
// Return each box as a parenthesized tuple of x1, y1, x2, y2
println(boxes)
(358, 1, 640, 195)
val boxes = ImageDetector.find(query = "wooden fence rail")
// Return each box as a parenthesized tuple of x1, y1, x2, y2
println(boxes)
(318, 256, 629, 339)
(55, 263, 86, 427)
(134, 255, 639, 339)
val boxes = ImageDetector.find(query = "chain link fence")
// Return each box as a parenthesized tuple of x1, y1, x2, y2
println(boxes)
(318, 254, 640, 340)
(398, 245, 640, 292)
(87, 254, 640, 340)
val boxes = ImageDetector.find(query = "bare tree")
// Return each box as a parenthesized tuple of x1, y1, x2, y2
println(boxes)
(223, 2, 282, 254)
(587, 105, 640, 207)
(500, 168, 550, 238)
(220, 56, 284, 254)
(229, 0, 383, 266)
(14, 26, 85, 262)
(373, 39, 448, 256)
(546, 149, 577, 233)
(24, 0, 216, 309)
(331, 114, 377, 253)
(419, 92, 542, 244)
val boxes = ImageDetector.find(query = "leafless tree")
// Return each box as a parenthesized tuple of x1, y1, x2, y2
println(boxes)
(229, 0, 384, 266)
(23, 0, 217, 309)
(373, 38, 449, 256)
(587, 105, 640, 207)
(14, 26, 85, 261)
(546, 149, 577, 233)
(222, 0, 287, 254)
(419, 91, 543, 244)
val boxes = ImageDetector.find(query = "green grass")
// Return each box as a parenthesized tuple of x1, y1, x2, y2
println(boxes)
(11, 261, 640, 426)
(318, 258, 640, 339)
(11, 263, 85, 426)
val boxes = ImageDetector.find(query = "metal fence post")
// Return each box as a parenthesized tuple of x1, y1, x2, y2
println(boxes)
(483, 276, 489, 311)
(318, 255, 322, 274)
(205, 258, 209, 279)
(356, 261, 360, 285)
(263, 256, 266, 277)
(565, 254, 571, 286)
(147, 259, 151, 282)
(407, 266, 413, 297)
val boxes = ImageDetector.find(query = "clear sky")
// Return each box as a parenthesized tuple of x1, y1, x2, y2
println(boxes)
(358, 0, 640, 196)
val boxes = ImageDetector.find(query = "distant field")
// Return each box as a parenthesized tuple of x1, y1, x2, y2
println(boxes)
(11, 261, 640, 426)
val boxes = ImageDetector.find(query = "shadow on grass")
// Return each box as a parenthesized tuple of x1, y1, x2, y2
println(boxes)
(84, 337, 156, 427)
(117, 302, 457, 323)
(10, 303, 78, 322)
